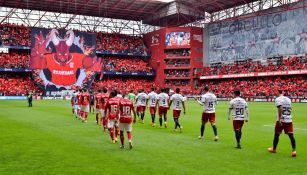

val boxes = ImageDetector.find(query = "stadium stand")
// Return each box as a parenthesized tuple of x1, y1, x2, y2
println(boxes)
(0, 23, 31, 47)
(101, 57, 153, 73)
(96, 32, 148, 56)
(0, 73, 42, 96)
(202, 56, 307, 76)
(0, 51, 30, 68)
(165, 70, 190, 77)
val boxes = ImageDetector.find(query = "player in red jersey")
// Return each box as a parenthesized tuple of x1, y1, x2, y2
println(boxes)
(81, 89, 90, 123)
(119, 98, 136, 149)
(101, 88, 109, 131)
(104, 90, 121, 143)
(94, 89, 103, 125)
(70, 91, 75, 116)
(76, 89, 83, 119)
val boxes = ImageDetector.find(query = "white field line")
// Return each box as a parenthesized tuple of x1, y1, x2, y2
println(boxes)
(263, 125, 307, 131)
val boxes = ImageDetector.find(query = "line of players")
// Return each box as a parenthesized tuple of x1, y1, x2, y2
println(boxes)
(71, 86, 297, 157)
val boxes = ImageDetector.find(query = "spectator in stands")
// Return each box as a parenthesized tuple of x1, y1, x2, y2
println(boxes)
(0, 51, 30, 68)
(101, 57, 153, 73)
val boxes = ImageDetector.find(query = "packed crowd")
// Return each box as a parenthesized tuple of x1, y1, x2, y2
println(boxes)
(165, 59, 190, 67)
(165, 70, 190, 77)
(0, 23, 31, 47)
(96, 33, 148, 56)
(92, 78, 156, 95)
(101, 57, 153, 73)
(165, 49, 190, 57)
(165, 80, 190, 87)
(203, 56, 307, 76)
(0, 73, 43, 96)
(0, 52, 30, 68)
(200, 76, 306, 97)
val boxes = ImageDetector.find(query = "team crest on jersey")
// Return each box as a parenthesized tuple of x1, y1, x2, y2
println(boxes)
(69, 62, 74, 68)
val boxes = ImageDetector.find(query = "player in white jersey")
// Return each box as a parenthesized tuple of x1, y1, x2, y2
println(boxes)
(268, 90, 296, 157)
(156, 88, 170, 128)
(195, 86, 218, 141)
(147, 88, 159, 127)
(228, 90, 249, 149)
(135, 89, 148, 123)
(169, 88, 186, 132)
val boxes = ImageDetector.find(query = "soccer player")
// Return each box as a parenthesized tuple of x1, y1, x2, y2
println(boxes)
(101, 88, 109, 130)
(81, 89, 90, 122)
(156, 88, 170, 128)
(195, 86, 218, 141)
(127, 90, 136, 102)
(90, 91, 95, 114)
(94, 89, 103, 125)
(135, 89, 148, 124)
(71, 91, 75, 116)
(147, 88, 159, 126)
(169, 88, 186, 132)
(268, 90, 296, 157)
(118, 97, 137, 149)
(104, 90, 120, 143)
(73, 90, 79, 118)
(76, 89, 83, 119)
(228, 90, 249, 149)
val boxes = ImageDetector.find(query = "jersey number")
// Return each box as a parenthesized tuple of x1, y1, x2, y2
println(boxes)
(282, 107, 291, 115)
(111, 105, 118, 113)
(123, 106, 131, 115)
(208, 102, 213, 108)
(235, 108, 244, 115)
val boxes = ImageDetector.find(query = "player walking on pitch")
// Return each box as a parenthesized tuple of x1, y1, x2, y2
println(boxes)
(147, 88, 159, 127)
(105, 90, 120, 143)
(81, 89, 90, 123)
(169, 88, 186, 132)
(156, 88, 170, 128)
(119, 97, 137, 149)
(228, 90, 249, 149)
(268, 90, 297, 157)
(195, 86, 218, 141)
(94, 89, 103, 125)
(135, 89, 148, 124)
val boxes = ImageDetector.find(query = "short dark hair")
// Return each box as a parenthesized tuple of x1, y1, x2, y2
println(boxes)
(83, 88, 87, 92)
(103, 88, 108, 93)
(151, 87, 155, 91)
(234, 89, 241, 96)
(204, 86, 209, 92)
(110, 90, 117, 98)
(130, 90, 134, 93)
(175, 88, 180, 93)
(98, 89, 101, 93)
(278, 89, 283, 94)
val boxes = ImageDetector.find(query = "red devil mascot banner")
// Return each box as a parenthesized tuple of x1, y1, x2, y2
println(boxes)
(30, 28, 101, 92)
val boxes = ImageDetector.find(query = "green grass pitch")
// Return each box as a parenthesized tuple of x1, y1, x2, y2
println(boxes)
(0, 100, 306, 175)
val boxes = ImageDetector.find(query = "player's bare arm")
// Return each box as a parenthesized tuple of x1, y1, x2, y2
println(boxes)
(228, 108, 233, 120)
(132, 107, 137, 123)
(245, 107, 249, 122)
(182, 101, 186, 115)
(277, 105, 283, 124)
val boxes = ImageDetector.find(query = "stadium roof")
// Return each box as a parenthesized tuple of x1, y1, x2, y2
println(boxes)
(1, 0, 258, 26)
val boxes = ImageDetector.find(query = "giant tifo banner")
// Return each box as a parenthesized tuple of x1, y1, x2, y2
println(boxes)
(30, 28, 101, 91)
(204, 4, 307, 63)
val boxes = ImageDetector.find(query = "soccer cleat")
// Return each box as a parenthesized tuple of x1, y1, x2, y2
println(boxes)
(198, 136, 204, 139)
(179, 126, 183, 133)
(159, 126, 163, 129)
(214, 136, 219, 142)
(235, 144, 242, 149)
(151, 123, 155, 127)
(120, 145, 125, 149)
(291, 151, 297, 157)
(164, 124, 167, 128)
(173, 129, 177, 132)
(129, 142, 133, 149)
(114, 138, 118, 143)
(268, 147, 277, 153)
(112, 140, 116, 144)
(141, 120, 144, 124)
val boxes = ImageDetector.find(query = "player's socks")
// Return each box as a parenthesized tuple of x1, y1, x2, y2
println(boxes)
(164, 116, 167, 128)
(127, 132, 132, 143)
(85, 112, 88, 120)
(109, 128, 114, 141)
(72, 109, 74, 114)
(115, 127, 120, 139)
(200, 125, 205, 137)
(95, 114, 98, 124)
(235, 131, 241, 147)
(212, 125, 218, 137)
(159, 117, 163, 127)
(151, 114, 155, 123)
(288, 133, 296, 151)
(273, 133, 280, 150)
(141, 113, 145, 121)
(120, 131, 124, 146)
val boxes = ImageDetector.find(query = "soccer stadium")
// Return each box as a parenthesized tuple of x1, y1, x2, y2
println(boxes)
(0, 0, 306, 174)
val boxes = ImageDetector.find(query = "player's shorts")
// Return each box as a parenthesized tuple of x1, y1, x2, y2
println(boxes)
(233, 120, 244, 131)
(275, 121, 293, 134)
(90, 101, 94, 106)
(81, 105, 90, 113)
(159, 106, 168, 116)
(107, 119, 119, 129)
(137, 106, 146, 113)
(95, 108, 102, 114)
(119, 122, 132, 132)
(150, 107, 156, 114)
(202, 112, 216, 124)
(173, 110, 181, 118)
(74, 105, 78, 110)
